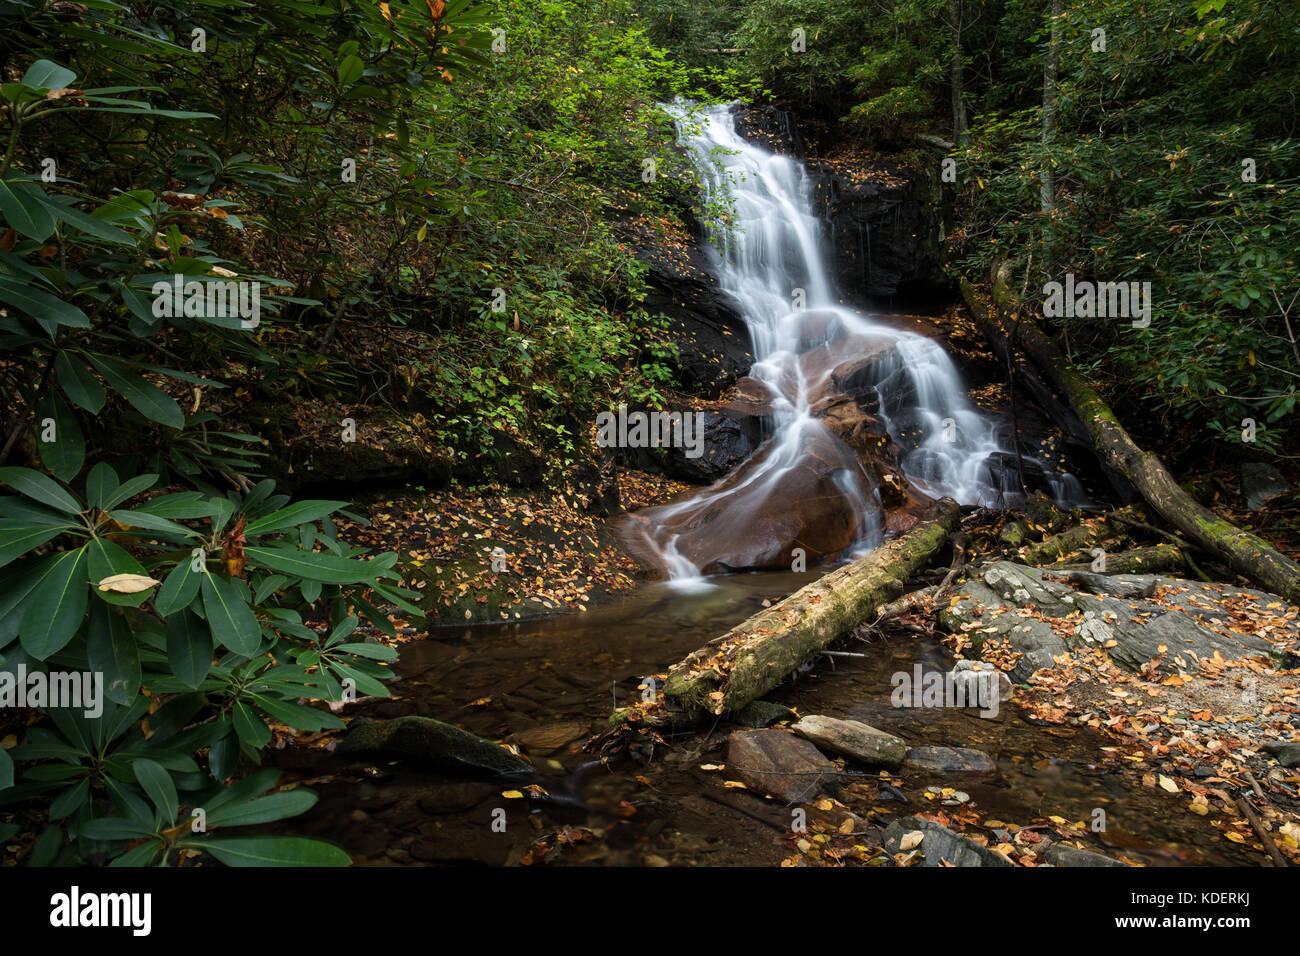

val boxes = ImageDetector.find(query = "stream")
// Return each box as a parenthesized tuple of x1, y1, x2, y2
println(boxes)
(284, 571, 1257, 866)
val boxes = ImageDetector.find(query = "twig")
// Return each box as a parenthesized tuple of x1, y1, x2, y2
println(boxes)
(1234, 795, 1288, 867)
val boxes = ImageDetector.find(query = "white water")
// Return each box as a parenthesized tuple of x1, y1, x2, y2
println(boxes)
(639, 102, 1085, 585)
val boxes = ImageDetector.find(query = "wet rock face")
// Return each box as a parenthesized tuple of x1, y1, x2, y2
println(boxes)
(634, 218, 755, 398)
(732, 103, 944, 304)
(664, 410, 763, 482)
(732, 103, 806, 157)
(808, 157, 944, 303)
(940, 562, 1288, 683)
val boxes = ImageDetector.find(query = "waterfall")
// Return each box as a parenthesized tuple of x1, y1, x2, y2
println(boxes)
(626, 101, 1085, 585)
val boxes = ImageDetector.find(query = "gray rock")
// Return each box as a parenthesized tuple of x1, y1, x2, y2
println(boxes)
(1043, 843, 1128, 867)
(950, 659, 1015, 705)
(732, 699, 796, 728)
(902, 746, 996, 772)
(940, 561, 1285, 682)
(726, 729, 841, 803)
(1242, 462, 1290, 511)
(337, 716, 531, 776)
(883, 816, 1012, 867)
(1264, 741, 1300, 768)
(791, 715, 907, 768)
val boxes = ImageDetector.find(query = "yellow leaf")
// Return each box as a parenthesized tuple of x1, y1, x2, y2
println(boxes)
(1158, 775, 1179, 793)
(900, 830, 924, 851)
(97, 573, 161, 593)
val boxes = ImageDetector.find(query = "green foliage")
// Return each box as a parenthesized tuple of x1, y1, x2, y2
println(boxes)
(949, 0, 1300, 450)
(0, 0, 467, 865)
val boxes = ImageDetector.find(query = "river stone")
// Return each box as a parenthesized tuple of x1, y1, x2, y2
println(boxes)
(726, 729, 841, 803)
(1264, 742, 1300, 768)
(733, 700, 796, 728)
(902, 746, 996, 772)
(884, 816, 1012, 867)
(1241, 462, 1290, 511)
(940, 561, 1284, 682)
(791, 715, 906, 768)
(337, 716, 531, 776)
(509, 721, 589, 754)
(1043, 843, 1128, 867)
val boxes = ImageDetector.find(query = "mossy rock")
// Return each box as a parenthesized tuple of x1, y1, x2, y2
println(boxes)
(336, 716, 531, 777)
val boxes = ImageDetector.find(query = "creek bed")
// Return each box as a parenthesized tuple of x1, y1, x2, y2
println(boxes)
(280, 571, 1259, 866)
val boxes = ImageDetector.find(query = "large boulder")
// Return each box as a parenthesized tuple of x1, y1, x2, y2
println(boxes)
(624, 424, 878, 572)
(940, 562, 1286, 682)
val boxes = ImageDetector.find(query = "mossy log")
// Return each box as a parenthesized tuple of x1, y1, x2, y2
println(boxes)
(1021, 521, 1120, 566)
(1055, 543, 1187, 575)
(961, 277, 1300, 604)
(664, 502, 962, 716)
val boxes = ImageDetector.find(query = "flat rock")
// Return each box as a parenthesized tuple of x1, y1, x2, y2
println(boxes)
(940, 561, 1285, 682)
(884, 816, 1012, 867)
(792, 715, 906, 768)
(337, 716, 531, 777)
(510, 721, 588, 754)
(902, 746, 995, 772)
(726, 729, 841, 803)
(1043, 843, 1128, 867)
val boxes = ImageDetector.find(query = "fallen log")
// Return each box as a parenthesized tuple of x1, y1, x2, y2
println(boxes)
(1055, 543, 1187, 576)
(961, 276, 1300, 605)
(664, 501, 962, 716)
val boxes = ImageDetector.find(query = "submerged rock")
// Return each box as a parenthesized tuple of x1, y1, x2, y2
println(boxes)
(791, 715, 906, 768)
(732, 700, 796, 728)
(1241, 461, 1290, 511)
(1043, 843, 1128, 867)
(883, 816, 1012, 867)
(726, 729, 841, 803)
(902, 746, 996, 773)
(337, 716, 531, 777)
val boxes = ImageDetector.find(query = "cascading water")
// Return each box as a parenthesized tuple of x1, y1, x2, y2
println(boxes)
(624, 101, 1085, 585)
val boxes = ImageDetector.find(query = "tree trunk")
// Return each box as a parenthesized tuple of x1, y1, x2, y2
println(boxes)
(947, 0, 970, 146)
(1040, 0, 1063, 276)
(664, 502, 962, 716)
(961, 277, 1300, 604)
